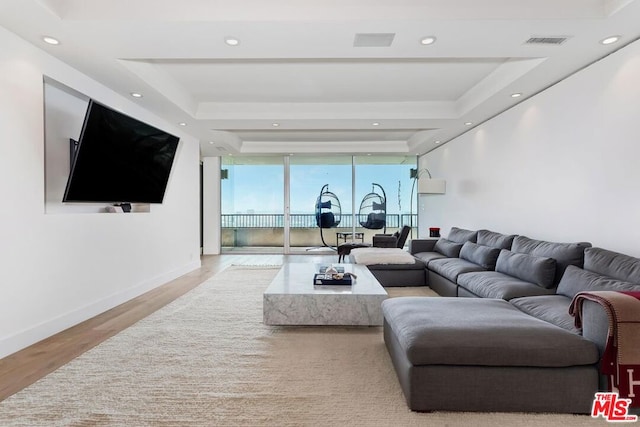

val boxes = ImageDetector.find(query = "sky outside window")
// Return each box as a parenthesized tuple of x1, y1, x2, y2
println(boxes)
(221, 156, 416, 216)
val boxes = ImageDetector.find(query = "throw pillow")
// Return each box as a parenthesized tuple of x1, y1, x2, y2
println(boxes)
(495, 249, 557, 288)
(459, 242, 501, 270)
(433, 238, 463, 258)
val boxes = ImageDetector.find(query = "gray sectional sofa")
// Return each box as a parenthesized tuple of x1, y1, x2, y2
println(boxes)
(382, 227, 640, 413)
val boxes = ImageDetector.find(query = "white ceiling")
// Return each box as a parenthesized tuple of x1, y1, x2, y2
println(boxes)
(1, 0, 640, 157)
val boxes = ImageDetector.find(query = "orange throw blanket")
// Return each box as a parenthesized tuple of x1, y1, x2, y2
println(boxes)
(569, 291, 640, 407)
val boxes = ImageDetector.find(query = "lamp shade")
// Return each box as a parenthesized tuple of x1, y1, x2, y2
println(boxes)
(418, 178, 446, 194)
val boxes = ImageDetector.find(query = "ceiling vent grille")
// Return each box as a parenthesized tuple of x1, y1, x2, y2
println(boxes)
(525, 36, 571, 45)
(354, 33, 396, 47)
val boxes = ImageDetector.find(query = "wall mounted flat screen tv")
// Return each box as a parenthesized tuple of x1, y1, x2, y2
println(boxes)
(63, 100, 180, 204)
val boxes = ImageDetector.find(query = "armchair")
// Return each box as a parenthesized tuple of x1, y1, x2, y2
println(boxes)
(373, 225, 411, 249)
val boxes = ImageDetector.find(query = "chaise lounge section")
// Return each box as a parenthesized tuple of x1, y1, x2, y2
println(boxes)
(382, 297, 599, 413)
(349, 226, 427, 287)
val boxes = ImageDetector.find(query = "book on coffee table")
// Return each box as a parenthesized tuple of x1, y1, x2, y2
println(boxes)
(317, 265, 345, 274)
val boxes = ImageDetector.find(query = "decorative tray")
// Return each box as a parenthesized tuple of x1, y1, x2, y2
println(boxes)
(313, 273, 353, 286)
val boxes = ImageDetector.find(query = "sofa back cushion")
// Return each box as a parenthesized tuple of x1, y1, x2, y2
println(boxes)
(557, 265, 640, 298)
(476, 229, 516, 250)
(583, 247, 640, 283)
(459, 242, 501, 270)
(511, 236, 590, 285)
(495, 250, 557, 288)
(447, 227, 478, 244)
(434, 238, 463, 258)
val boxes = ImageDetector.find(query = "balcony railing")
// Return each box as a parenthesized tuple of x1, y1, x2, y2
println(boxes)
(221, 213, 416, 228)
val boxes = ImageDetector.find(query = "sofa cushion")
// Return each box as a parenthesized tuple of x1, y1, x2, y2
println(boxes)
(459, 242, 501, 270)
(556, 265, 640, 299)
(381, 297, 598, 367)
(447, 227, 478, 244)
(583, 247, 640, 283)
(413, 251, 447, 266)
(350, 247, 417, 265)
(457, 271, 557, 300)
(495, 250, 557, 289)
(511, 236, 590, 285)
(433, 238, 463, 258)
(476, 229, 516, 250)
(428, 258, 487, 283)
(510, 295, 578, 333)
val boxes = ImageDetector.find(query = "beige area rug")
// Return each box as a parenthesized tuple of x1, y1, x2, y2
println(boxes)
(0, 266, 601, 426)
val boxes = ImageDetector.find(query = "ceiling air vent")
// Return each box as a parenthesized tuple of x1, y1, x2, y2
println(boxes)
(354, 33, 396, 47)
(525, 36, 571, 45)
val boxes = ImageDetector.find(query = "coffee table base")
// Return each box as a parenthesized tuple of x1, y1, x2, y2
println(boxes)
(263, 264, 387, 326)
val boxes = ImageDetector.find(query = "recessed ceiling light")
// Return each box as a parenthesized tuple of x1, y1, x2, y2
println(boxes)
(130, 92, 143, 98)
(209, 141, 214, 145)
(225, 37, 240, 46)
(372, 122, 380, 126)
(43, 36, 60, 45)
(272, 123, 280, 127)
(434, 140, 441, 144)
(600, 35, 620, 45)
(465, 122, 473, 126)
(511, 93, 522, 98)
(179, 122, 187, 126)
(420, 36, 437, 45)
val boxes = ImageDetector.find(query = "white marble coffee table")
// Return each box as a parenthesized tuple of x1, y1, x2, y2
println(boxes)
(263, 263, 388, 326)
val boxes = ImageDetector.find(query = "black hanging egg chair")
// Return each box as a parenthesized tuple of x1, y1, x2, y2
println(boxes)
(315, 184, 341, 247)
(359, 183, 387, 233)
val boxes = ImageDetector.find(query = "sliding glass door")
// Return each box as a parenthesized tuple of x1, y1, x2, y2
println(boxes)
(220, 156, 284, 253)
(219, 155, 416, 253)
(289, 156, 353, 253)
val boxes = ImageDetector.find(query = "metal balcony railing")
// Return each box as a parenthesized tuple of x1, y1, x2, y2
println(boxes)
(221, 213, 417, 228)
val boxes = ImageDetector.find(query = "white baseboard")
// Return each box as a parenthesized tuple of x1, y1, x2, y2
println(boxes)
(0, 259, 202, 359)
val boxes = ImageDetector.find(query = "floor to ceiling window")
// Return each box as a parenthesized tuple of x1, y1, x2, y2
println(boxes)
(219, 154, 416, 254)
(220, 156, 284, 253)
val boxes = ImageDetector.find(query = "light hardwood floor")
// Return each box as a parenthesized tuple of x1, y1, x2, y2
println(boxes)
(0, 254, 336, 402)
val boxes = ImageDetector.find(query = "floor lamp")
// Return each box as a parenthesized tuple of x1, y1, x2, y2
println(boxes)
(409, 168, 446, 239)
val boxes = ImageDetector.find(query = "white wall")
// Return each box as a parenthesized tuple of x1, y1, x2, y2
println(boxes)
(419, 39, 640, 257)
(0, 26, 201, 358)
(202, 157, 221, 254)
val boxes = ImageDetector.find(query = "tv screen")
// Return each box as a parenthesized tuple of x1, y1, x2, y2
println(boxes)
(63, 100, 179, 204)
